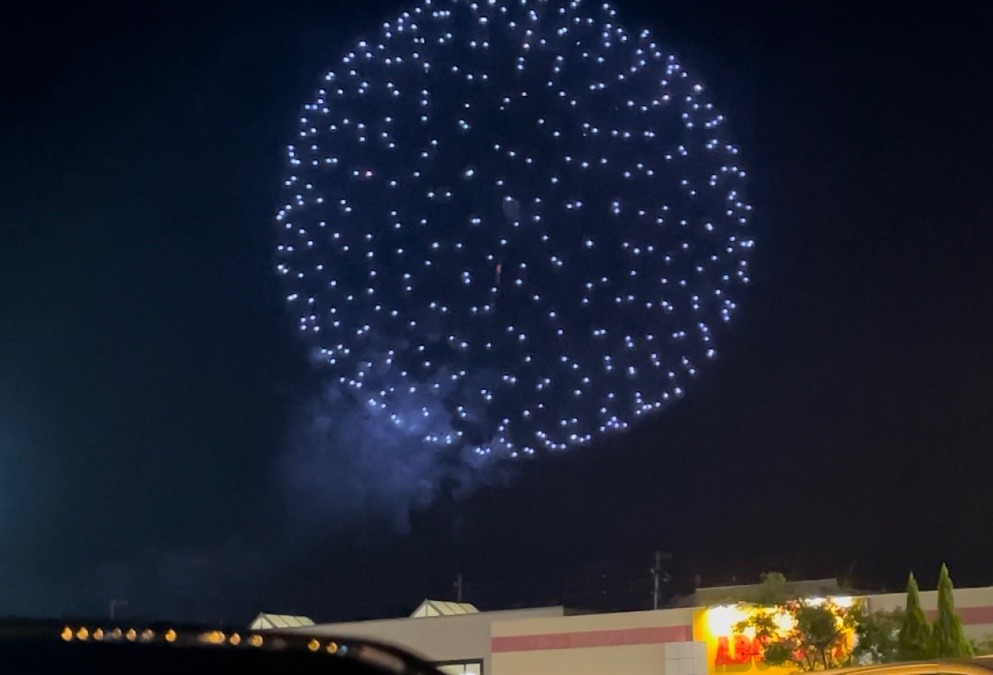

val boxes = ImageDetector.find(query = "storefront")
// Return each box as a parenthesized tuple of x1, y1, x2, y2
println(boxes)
(691, 599, 855, 675)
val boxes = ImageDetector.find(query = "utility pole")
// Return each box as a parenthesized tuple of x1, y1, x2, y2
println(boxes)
(455, 573, 464, 603)
(650, 551, 672, 610)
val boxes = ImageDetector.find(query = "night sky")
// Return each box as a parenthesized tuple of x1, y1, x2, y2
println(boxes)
(2, 0, 992, 624)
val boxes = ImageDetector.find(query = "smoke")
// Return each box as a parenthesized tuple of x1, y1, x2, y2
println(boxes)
(34, 366, 518, 622)
(277, 372, 513, 535)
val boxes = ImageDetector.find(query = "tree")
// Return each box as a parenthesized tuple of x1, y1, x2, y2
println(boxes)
(736, 596, 860, 671)
(851, 606, 902, 664)
(930, 564, 973, 658)
(970, 635, 993, 656)
(753, 571, 793, 605)
(898, 572, 932, 660)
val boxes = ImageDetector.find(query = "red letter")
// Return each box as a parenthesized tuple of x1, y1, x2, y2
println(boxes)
(715, 637, 732, 666)
(732, 635, 752, 664)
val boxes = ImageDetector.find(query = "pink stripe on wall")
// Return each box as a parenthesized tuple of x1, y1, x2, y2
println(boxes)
(492, 606, 993, 655)
(492, 625, 692, 653)
(923, 606, 993, 624)
(962, 606, 993, 624)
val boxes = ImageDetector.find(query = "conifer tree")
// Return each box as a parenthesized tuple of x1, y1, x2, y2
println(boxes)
(898, 572, 931, 660)
(931, 564, 973, 658)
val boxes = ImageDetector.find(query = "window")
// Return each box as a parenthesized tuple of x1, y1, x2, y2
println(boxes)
(436, 659, 483, 674)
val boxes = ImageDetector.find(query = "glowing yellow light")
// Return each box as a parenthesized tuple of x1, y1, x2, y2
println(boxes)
(126, 628, 137, 642)
(164, 629, 177, 643)
(706, 605, 751, 637)
(773, 610, 794, 633)
(824, 595, 855, 608)
(111, 627, 123, 639)
(140, 629, 154, 642)
(60, 627, 73, 642)
(199, 630, 226, 645)
(76, 627, 89, 641)
(698, 596, 860, 675)
(93, 628, 105, 641)
(326, 641, 339, 653)
(248, 634, 263, 647)
(229, 633, 242, 646)
(705, 596, 855, 639)
(307, 639, 320, 652)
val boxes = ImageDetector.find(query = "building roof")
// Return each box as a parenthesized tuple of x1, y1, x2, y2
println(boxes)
(409, 599, 479, 618)
(689, 578, 844, 606)
(249, 613, 316, 630)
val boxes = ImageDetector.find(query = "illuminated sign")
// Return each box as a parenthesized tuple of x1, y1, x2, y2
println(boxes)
(714, 634, 767, 666)
(693, 599, 854, 675)
(693, 605, 782, 673)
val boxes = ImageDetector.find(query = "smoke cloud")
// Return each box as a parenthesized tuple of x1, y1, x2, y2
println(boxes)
(277, 378, 511, 534)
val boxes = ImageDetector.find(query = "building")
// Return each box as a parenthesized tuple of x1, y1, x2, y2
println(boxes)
(248, 613, 315, 631)
(259, 584, 993, 675)
(286, 600, 565, 674)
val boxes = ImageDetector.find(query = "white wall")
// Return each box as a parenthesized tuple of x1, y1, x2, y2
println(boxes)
(282, 606, 564, 674)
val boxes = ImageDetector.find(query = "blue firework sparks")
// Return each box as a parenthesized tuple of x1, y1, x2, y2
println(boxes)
(275, 0, 753, 461)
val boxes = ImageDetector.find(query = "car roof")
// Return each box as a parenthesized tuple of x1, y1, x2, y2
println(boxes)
(0, 619, 443, 675)
(831, 658, 993, 675)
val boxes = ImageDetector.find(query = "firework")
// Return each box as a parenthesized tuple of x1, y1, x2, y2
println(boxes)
(276, 0, 753, 460)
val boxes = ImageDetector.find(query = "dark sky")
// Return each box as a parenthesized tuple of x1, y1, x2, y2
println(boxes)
(2, 0, 992, 624)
